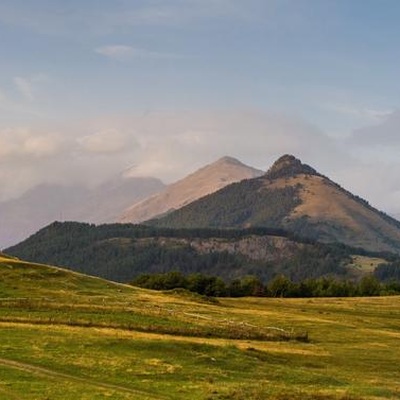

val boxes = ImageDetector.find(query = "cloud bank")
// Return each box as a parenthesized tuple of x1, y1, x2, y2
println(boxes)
(0, 110, 340, 199)
(1, 109, 400, 216)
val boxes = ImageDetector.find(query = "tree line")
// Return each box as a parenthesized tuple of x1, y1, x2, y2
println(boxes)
(131, 271, 400, 298)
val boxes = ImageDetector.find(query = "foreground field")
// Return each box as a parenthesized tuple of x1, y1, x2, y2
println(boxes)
(0, 255, 399, 399)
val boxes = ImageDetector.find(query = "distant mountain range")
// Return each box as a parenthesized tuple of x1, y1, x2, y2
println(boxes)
(4, 153, 400, 257)
(150, 155, 400, 254)
(0, 175, 164, 248)
(0, 156, 261, 248)
(8, 153, 400, 284)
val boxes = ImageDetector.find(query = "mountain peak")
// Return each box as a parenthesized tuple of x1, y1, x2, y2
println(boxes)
(119, 157, 263, 224)
(265, 154, 319, 180)
(214, 156, 245, 166)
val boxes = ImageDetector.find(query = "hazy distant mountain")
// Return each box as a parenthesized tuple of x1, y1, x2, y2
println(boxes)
(0, 175, 164, 249)
(119, 156, 263, 223)
(151, 154, 400, 254)
(68, 176, 165, 223)
(0, 184, 85, 249)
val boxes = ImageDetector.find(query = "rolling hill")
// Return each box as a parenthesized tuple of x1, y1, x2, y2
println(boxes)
(150, 155, 400, 254)
(119, 156, 263, 223)
(1, 254, 400, 399)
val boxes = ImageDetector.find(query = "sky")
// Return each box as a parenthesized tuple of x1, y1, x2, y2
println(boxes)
(1, 0, 400, 214)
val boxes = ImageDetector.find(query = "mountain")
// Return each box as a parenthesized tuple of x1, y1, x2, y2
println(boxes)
(0, 184, 87, 249)
(150, 154, 400, 254)
(119, 156, 263, 223)
(0, 175, 164, 249)
(67, 175, 165, 223)
(6, 221, 369, 284)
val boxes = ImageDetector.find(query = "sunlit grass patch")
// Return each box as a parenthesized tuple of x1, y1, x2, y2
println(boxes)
(0, 255, 400, 399)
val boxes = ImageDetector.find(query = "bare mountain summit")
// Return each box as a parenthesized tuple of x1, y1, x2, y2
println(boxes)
(119, 156, 263, 223)
(151, 154, 400, 254)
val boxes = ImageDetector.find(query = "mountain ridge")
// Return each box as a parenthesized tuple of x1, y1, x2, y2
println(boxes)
(5, 221, 368, 284)
(149, 154, 400, 254)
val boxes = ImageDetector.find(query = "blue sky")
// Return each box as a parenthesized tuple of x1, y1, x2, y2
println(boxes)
(1, 0, 398, 124)
(1, 0, 400, 213)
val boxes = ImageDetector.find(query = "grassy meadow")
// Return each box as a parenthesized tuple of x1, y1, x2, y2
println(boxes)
(0, 255, 399, 399)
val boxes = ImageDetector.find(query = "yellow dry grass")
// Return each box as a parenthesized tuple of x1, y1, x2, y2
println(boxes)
(264, 174, 400, 252)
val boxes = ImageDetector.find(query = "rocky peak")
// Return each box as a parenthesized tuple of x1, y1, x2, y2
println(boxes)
(265, 154, 319, 180)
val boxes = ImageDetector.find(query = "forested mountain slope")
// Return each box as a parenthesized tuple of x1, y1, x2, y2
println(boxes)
(6, 221, 387, 283)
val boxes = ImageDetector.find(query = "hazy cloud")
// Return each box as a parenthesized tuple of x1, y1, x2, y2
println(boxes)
(99, 110, 343, 182)
(350, 110, 400, 146)
(95, 45, 182, 61)
(0, 128, 67, 200)
(324, 104, 392, 123)
(13, 77, 35, 101)
(0, 85, 43, 118)
(0, 0, 261, 36)
(98, 0, 259, 29)
(0, 128, 63, 158)
(77, 129, 135, 154)
(23, 134, 61, 157)
(2, 109, 400, 216)
(0, 110, 338, 200)
(95, 45, 135, 60)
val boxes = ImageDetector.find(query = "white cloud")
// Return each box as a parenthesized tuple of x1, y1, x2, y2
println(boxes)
(0, 127, 67, 200)
(13, 74, 49, 102)
(0, 128, 63, 158)
(324, 103, 392, 123)
(95, 45, 182, 61)
(77, 129, 134, 154)
(95, 45, 135, 60)
(23, 135, 60, 157)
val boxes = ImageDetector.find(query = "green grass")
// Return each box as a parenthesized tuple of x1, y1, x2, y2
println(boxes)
(0, 256, 400, 399)
(346, 255, 386, 277)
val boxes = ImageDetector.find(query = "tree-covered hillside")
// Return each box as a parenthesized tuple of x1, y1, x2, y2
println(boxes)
(149, 177, 302, 229)
(6, 221, 393, 284)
